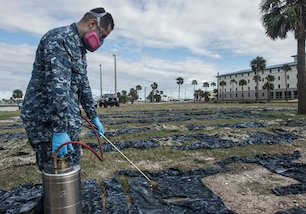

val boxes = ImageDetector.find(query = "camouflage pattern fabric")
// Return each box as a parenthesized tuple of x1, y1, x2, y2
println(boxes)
(21, 23, 98, 169)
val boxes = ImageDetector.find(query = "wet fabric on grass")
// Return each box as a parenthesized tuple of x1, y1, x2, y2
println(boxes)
(1, 151, 306, 213)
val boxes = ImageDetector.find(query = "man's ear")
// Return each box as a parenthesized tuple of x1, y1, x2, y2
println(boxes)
(89, 19, 97, 30)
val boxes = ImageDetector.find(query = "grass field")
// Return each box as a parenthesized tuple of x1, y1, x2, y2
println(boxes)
(0, 101, 305, 213)
(0, 101, 302, 188)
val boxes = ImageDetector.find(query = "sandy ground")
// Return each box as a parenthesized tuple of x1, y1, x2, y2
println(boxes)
(203, 161, 306, 214)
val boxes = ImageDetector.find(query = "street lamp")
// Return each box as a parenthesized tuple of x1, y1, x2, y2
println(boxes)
(99, 64, 102, 97)
(112, 54, 117, 96)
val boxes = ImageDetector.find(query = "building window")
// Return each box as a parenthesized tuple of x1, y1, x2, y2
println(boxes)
(285, 91, 292, 99)
(294, 91, 298, 99)
(278, 76, 280, 81)
(278, 84, 281, 89)
(276, 91, 282, 98)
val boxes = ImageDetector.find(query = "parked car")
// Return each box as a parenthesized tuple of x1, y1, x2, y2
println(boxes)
(97, 94, 119, 108)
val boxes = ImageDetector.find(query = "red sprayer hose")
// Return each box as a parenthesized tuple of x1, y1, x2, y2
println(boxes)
(53, 115, 105, 168)
(53, 115, 158, 191)
(81, 115, 104, 158)
(53, 141, 104, 169)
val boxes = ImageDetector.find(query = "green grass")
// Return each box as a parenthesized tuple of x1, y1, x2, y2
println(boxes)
(0, 101, 304, 192)
(0, 110, 20, 120)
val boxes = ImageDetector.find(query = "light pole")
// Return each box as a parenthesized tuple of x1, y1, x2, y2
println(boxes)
(112, 54, 117, 96)
(285, 70, 288, 103)
(99, 64, 102, 97)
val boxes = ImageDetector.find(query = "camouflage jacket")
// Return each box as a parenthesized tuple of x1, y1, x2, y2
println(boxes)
(21, 23, 97, 143)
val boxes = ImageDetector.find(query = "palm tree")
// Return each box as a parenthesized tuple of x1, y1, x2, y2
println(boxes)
(176, 77, 184, 101)
(238, 79, 247, 100)
(191, 80, 198, 102)
(194, 89, 201, 101)
(211, 82, 217, 100)
(281, 64, 292, 102)
(128, 88, 138, 104)
(250, 56, 266, 103)
(220, 80, 226, 101)
(136, 85, 142, 100)
(230, 79, 237, 100)
(120, 90, 128, 104)
(203, 91, 211, 102)
(253, 74, 262, 103)
(211, 82, 216, 90)
(12, 89, 23, 105)
(160, 90, 164, 101)
(262, 75, 275, 102)
(260, 0, 306, 113)
(203, 82, 209, 92)
(151, 82, 158, 102)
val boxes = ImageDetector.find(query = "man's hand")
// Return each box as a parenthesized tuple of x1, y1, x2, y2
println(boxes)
(91, 117, 104, 136)
(52, 133, 74, 156)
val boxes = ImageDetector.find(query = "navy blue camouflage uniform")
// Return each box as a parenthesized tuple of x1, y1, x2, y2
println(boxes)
(21, 23, 98, 171)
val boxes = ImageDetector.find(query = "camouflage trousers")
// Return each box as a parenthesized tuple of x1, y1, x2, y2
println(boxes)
(31, 141, 81, 171)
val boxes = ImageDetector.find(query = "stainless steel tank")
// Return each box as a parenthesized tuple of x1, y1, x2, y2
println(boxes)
(42, 165, 81, 214)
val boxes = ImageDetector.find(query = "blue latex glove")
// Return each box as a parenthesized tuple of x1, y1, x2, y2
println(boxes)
(91, 117, 104, 136)
(52, 133, 74, 156)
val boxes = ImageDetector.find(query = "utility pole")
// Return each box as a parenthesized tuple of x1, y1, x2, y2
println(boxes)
(99, 64, 102, 97)
(112, 54, 117, 96)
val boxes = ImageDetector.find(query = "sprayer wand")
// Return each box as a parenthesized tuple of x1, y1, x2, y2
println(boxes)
(100, 133, 158, 191)
(81, 115, 158, 191)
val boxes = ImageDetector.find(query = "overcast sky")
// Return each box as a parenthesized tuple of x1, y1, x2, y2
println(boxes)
(0, 0, 297, 100)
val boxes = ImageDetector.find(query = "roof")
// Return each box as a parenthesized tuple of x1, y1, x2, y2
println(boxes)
(218, 61, 297, 77)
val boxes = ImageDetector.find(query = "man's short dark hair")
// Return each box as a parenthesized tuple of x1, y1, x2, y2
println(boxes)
(90, 7, 114, 30)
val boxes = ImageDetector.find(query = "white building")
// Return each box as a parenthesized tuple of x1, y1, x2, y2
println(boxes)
(216, 56, 298, 101)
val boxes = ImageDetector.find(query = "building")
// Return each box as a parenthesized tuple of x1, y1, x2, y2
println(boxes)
(216, 56, 298, 101)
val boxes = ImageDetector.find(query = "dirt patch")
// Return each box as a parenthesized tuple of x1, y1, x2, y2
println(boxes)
(203, 163, 306, 213)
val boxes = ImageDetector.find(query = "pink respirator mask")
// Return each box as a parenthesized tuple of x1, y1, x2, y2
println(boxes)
(83, 11, 107, 52)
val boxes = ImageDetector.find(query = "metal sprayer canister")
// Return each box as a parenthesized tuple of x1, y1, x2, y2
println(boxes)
(42, 165, 81, 214)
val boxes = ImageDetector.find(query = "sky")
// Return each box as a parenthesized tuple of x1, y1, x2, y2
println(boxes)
(0, 0, 297, 101)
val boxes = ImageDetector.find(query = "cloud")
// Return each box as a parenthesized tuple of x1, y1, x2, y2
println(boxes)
(0, 0, 298, 100)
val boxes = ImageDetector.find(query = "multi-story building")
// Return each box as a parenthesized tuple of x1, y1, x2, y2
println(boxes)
(216, 56, 298, 101)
